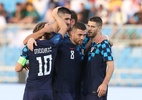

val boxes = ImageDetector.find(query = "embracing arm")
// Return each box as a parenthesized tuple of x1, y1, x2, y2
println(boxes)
(23, 23, 53, 45)
(52, 7, 68, 37)
(102, 34, 113, 46)
(23, 29, 45, 45)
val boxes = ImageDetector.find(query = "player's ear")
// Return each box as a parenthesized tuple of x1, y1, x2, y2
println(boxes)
(70, 29, 74, 34)
(71, 19, 75, 25)
(98, 26, 102, 33)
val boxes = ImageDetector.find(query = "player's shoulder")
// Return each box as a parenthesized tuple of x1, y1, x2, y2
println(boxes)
(22, 45, 29, 52)
(99, 40, 111, 48)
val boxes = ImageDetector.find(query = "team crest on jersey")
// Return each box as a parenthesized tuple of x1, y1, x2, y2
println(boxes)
(69, 47, 75, 50)
(69, 48, 75, 59)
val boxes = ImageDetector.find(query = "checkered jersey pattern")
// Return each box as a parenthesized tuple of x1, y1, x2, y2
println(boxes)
(82, 36, 90, 49)
(88, 40, 113, 61)
(76, 45, 85, 60)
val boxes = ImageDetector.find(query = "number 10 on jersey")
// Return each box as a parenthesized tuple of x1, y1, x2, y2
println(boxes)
(36, 55, 52, 76)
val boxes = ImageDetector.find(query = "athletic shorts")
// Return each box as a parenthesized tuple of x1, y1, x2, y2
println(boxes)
(54, 91, 81, 100)
(23, 89, 54, 100)
(81, 94, 107, 100)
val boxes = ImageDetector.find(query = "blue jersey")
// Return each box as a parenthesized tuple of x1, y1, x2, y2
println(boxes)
(21, 33, 62, 91)
(54, 37, 84, 93)
(82, 40, 113, 95)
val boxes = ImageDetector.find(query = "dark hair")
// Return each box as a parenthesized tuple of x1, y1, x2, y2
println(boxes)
(89, 16, 102, 26)
(72, 22, 86, 31)
(16, 2, 21, 6)
(70, 10, 77, 22)
(33, 22, 46, 33)
(58, 7, 71, 15)
(33, 22, 52, 39)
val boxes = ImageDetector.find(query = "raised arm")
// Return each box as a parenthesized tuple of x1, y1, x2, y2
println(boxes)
(52, 7, 68, 37)
(23, 23, 53, 45)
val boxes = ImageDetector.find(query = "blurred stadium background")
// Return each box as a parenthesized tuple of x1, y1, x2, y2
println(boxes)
(0, 0, 142, 100)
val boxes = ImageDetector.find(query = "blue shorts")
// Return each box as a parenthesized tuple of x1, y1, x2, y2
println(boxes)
(81, 94, 107, 100)
(54, 91, 80, 100)
(23, 89, 54, 100)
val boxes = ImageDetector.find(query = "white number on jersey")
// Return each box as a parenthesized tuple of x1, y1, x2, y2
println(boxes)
(70, 50, 74, 59)
(36, 55, 52, 76)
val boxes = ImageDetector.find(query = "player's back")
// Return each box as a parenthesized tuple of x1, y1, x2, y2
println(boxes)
(25, 33, 62, 91)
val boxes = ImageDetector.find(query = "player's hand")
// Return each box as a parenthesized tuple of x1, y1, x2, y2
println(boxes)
(97, 35, 106, 44)
(108, 40, 113, 46)
(97, 83, 107, 97)
(23, 63, 29, 70)
(52, 7, 60, 18)
(102, 34, 113, 46)
(27, 38, 37, 51)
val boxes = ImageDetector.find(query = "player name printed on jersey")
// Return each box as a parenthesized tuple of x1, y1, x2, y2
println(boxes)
(34, 47, 52, 54)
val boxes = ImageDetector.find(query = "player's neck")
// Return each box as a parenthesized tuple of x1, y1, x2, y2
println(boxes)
(92, 33, 102, 44)
(70, 37, 77, 45)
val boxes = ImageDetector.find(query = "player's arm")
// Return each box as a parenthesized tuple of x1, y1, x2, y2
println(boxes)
(52, 7, 68, 37)
(27, 38, 37, 51)
(15, 56, 27, 72)
(15, 46, 28, 72)
(23, 23, 53, 45)
(97, 42, 114, 97)
(97, 61, 114, 97)
(85, 35, 106, 53)
(103, 61, 114, 86)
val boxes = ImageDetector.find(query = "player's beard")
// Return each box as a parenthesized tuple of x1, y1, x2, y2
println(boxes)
(88, 31, 94, 38)
(67, 26, 71, 32)
(88, 31, 97, 38)
(76, 39, 83, 45)
(67, 24, 71, 32)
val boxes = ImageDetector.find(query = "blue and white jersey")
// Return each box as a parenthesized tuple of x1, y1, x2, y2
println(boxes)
(82, 40, 113, 95)
(54, 37, 85, 93)
(21, 33, 62, 91)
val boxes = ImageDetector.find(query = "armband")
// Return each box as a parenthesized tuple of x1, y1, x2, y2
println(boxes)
(17, 56, 27, 66)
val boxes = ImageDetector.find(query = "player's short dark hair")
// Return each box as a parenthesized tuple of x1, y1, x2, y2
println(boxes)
(58, 7, 71, 15)
(72, 22, 86, 31)
(70, 10, 77, 22)
(33, 22, 52, 39)
(89, 16, 102, 26)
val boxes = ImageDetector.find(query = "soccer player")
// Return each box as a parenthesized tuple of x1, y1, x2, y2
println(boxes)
(53, 22, 87, 100)
(81, 16, 114, 100)
(15, 7, 68, 100)
(23, 7, 71, 45)
(66, 10, 78, 37)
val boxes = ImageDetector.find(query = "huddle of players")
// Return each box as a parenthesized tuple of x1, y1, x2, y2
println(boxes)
(15, 6, 114, 100)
